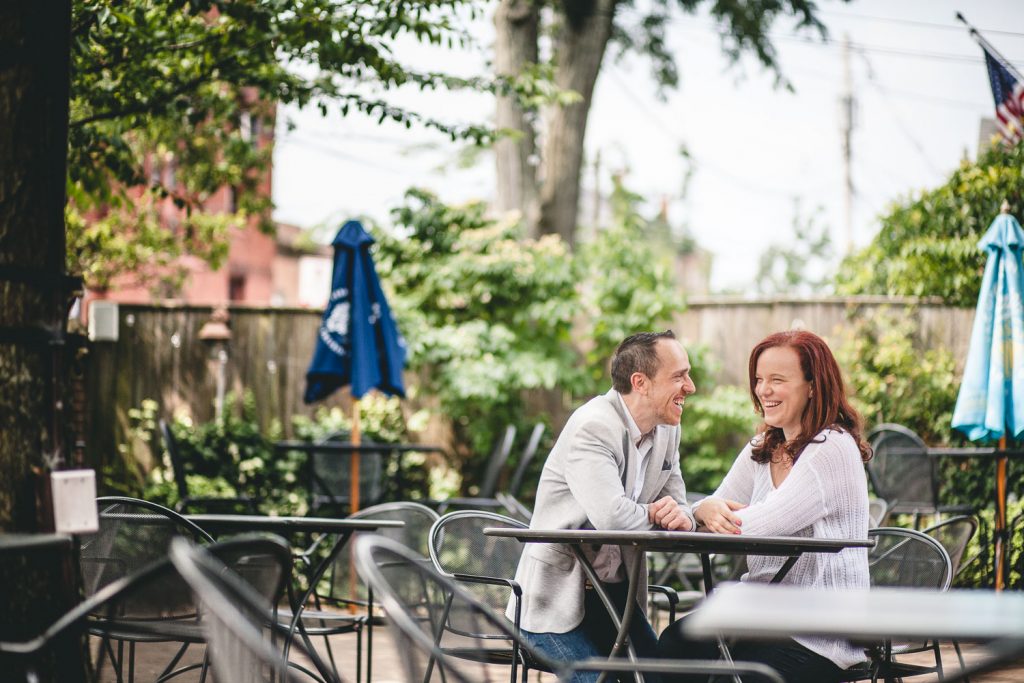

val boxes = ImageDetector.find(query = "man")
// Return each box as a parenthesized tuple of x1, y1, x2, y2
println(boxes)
(509, 330, 697, 676)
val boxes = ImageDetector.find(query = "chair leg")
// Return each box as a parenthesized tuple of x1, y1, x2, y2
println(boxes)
(953, 640, 970, 683)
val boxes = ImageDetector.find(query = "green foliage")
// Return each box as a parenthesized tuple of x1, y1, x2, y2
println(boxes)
(375, 183, 689, 492)
(68, 0, 490, 289)
(143, 391, 304, 514)
(376, 189, 582, 472)
(833, 308, 962, 446)
(679, 384, 759, 495)
(290, 396, 445, 501)
(577, 176, 686, 394)
(836, 142, 1024, 306)
(102, 398, 161, 497)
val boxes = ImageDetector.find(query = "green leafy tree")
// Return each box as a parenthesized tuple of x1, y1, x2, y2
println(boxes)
(375, 189, 581, 485)
(577, 175, 686, 394)
(836, 142, 1024, 306)
(494, 0, 842, 245)
(68, 0, 490, 289)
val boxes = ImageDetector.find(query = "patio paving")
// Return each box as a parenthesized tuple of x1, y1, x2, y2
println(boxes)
(93, 627, 1024, 682)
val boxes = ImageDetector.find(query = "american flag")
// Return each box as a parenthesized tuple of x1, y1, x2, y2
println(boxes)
(982, 46, 1024, 146)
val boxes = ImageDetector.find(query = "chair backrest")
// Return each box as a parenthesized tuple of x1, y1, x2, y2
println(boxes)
(866, 424, 936, 511)
(506, 423, 545, 497)
(355, 534, 552, 683)
(476, 425, 518, 499)
(868, 497, 889, 527)
(169, 538, 330, 683)
(159, 419, 191, 503)
(923, 515, 978, 577)
(429, 510, 527, 616)
(0, 535, 88, 682)
(309, 431, 387, 514)
(83, 496, 214, 598)
(867, 527, 952, 590)
(324, 501, 440, 605)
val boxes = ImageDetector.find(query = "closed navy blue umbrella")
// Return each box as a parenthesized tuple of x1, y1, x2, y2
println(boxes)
(304, 219, 406, 509)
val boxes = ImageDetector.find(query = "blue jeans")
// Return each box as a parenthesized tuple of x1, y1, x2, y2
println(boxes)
(522, 581, 661, 683)
(658, 613, 847, 682)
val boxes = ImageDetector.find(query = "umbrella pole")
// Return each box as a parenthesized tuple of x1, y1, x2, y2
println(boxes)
(995, 436, 1008, 591)
(350, 400, 361, 514)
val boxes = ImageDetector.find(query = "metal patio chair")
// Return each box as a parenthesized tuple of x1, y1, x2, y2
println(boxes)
(355, 535, 784, 683)
(866, 424, 973, 528)
(846, 527, 954, 682)
(284, 501, 440, 683)
(169, 538, 341, 683)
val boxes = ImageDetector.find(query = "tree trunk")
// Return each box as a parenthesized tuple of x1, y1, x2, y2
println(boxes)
(493, 0, 540, 227)
(0, 1, 72, 530)
(536, 0, 617, 247)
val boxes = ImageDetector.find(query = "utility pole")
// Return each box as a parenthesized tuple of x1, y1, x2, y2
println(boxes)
(839, 34, 856, 254)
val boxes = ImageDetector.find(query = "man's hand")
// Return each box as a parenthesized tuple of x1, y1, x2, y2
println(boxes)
(648, 496, 693, 531)
(693, 498, 747, 534)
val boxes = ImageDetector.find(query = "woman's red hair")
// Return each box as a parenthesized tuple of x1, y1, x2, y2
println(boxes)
(748, 330, 872, 464)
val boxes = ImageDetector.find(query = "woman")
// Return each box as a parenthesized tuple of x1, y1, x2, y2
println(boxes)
(657, 330, 872, 682)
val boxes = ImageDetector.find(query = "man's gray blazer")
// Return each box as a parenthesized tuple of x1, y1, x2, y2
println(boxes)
(508, 388, 694, 633)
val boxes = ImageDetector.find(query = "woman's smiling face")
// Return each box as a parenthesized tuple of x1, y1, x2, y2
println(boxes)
(754, 345, 812, 441)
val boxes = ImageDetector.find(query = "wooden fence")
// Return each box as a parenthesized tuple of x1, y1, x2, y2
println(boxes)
(676, 295, 975, 386)
(84, 297, 975, 475)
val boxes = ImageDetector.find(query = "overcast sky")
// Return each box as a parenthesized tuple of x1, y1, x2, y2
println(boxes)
(272, 0, 1024, 292)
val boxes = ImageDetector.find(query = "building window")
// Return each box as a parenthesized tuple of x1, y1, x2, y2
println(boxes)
(229, 275, 246, 302)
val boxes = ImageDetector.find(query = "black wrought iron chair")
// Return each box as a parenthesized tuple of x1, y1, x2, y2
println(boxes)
(308, 430, 391, 515)
(86, 497, 295, 681)
(428, 510, 544, 682)
(284, 501, 440, 683)
(924, 515, 979, 677)
(159, 419, 259, 514)
(168, 538, 341, 683)
(458, 421, 548, 518)
(866, 424, 973, 528)
(846, 527, 954, 682)
(433, 424, 518, 514)
(355, 535, 785, 683)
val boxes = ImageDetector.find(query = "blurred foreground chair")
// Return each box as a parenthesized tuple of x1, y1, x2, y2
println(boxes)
(0, 535, 88, 682)
(355, 535, 785, 683)
(284, 501, 440, 683)
(169, 538, 341, 683)
(866, 424, 973, 528)
(846, 527, 955, 682)
(7, 530, 292, 683)
(87, 497, 297, 681)
(160, 419, 259, 514)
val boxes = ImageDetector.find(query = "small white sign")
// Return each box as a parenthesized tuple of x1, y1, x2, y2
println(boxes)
(51, 469, 99, 534)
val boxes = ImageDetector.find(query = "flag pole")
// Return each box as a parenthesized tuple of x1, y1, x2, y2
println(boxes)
(956, 12, 1024, 81)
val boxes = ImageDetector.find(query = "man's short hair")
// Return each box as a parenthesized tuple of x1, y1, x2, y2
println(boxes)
(610, 330, 676, 394)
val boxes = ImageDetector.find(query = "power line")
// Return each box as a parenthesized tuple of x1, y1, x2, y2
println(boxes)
(819, 9, 1024, 39)
(603, 68, 801, 199)
(676, 22, 1024, 68)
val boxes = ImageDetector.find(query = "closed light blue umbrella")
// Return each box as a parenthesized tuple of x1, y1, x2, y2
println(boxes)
(951, 203, 1024, 589)
(304, 219, 406, 509)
